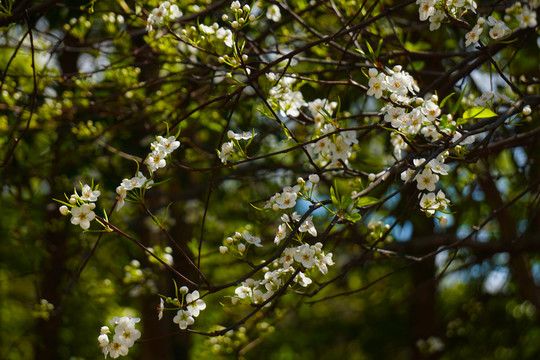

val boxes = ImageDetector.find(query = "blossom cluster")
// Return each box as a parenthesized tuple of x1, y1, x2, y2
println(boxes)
(232, 242, 334, 304)
(156, 286, 206, 330)
(116, 135, 179, 210)
(267, 73, 307, 118)
(416, 0, 538, 47)
(146, 1, 182, 32)
(219, 129, 257, 164)
(98, 316, 141, 359)
(401, 155, 451, 224)
(58, 183, 100, 230)
(364, 65, 461, 224)
(220, 231, 263, 255)
(145, 135, 180, 173)
(265, 174, 319, 213)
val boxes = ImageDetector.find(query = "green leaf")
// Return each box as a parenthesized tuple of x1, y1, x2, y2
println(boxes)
(462, 107, 497, 119)
(341, 194, 353, 209)
(344, 212, 362, 223)
(439, 92, 455, 108)
(330, 186, 339, 209)
(451, 84, 468, 115)
(356, 196, 379, 207)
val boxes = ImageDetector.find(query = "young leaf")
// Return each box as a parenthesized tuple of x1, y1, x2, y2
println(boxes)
(462, 107, 497, 119)
(356, 196, 379, 207)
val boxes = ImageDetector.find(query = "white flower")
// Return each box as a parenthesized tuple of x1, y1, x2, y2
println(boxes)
(274, 223, 287, 244)
(487, 17, 509, 39)
(121, 172, 150, 191)
(341, 130, 358, 145)
(231, 1, 241, 12)
(80, 184, 101, 202)
(465, 24, 483, 47)
(439, 216, 448, 226)
(417, 0, 436, 21)
(145, 150, 167, 173)
(294, 244, 316, 268)
(227, 130, 257, 140)
(173, 309, 194, 329)
(154, 135, 180, 154)
(367, 72, 387, 98)
(416, 168, 439, 192)
(308, 174, 320, 184)
(157, 298, 164, 320)
(279, 247, 296, 268)
(516, 6, 537, 28)
(70, 204, 95, 230)
(169, 4, 182, 20)
(299, 216, 317, 237)
(266, 5, 281, 22)
(419, 192, 437, 214)
(294, 271, 313, 287)
(108, 341, 129, 358)
(186, 290, 206, 317)
(113, 323, 141, 348)
(242, 232, 263, 247)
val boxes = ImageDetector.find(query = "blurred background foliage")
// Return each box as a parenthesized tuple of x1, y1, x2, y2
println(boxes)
(1, 0, 539, 359)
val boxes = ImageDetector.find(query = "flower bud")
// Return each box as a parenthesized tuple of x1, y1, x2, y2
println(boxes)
(439, 216, 448, 227)
(89, 202, 96, 210)
(242, 54, 248, 62)
(179, 286, 189, 295)
(249, 14, 255, 22)
(59, 205, 69, 215)
(522, 105, 532, 116)
(225, 236, 233, 244)
(368, 173, 376, 181)
(309, 174, 320, 184)
(238, 243, 246, 252)
(219, 246, 228, 254)
(231, 21, 239, 28)
(222, 14, 229, 21)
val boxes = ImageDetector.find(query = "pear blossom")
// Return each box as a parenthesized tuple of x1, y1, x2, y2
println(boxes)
(416, 168, 439, 192)
(154, 135, 180, 154)
(367, 71, 387, 99)
(173, 309, 194, 329)
(70, 204, 95, 230)
(227, 130, 257, 141)
(80, 184, 101, 202)
(242, 232, 263, 247)
(219, 141, 234, 164)
(267, 4, 281, 22)
(294, 244, 316, 268)
(169, 4, 182, 20)
(185, 290, 206, 317)
(279, 247, 296, 268)
(299, 216, 317, 237)
(109, 341, 129, 358)
(342, 130, 358, 145)
(274, 223, 287, 244)
(157, 298, 164, 320)
(465, 24, 483, 47)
